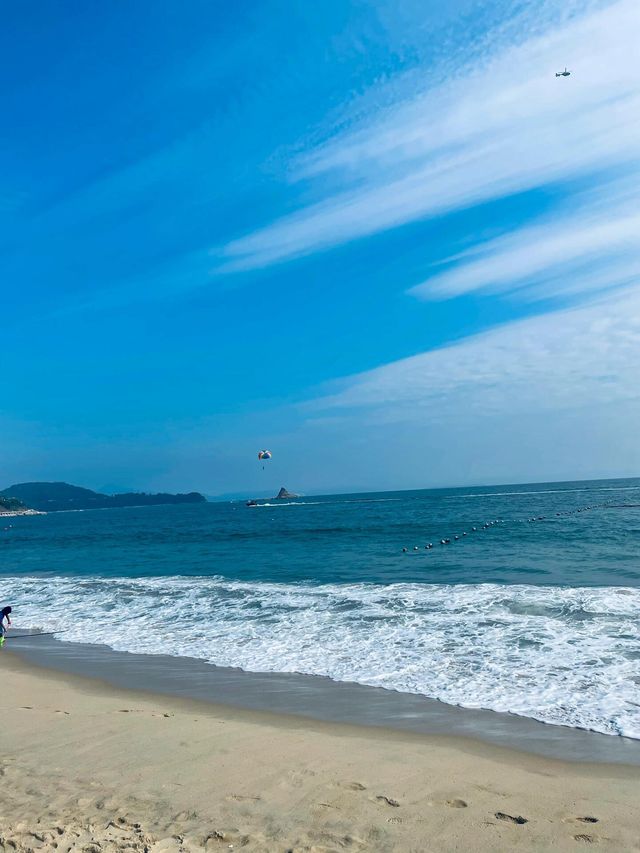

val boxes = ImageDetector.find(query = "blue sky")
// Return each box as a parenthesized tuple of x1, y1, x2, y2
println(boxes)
(2, 0, 639, 495)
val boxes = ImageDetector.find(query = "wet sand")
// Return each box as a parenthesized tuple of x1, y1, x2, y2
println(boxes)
(7, 632, 640, 765)
(2, 647, 640, 852)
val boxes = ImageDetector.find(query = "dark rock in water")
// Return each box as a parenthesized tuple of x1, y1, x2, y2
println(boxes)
(274, 486, 299, 499)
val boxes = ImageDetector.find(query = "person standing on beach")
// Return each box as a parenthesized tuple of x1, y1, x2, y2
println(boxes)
(0, 606, 11, 647)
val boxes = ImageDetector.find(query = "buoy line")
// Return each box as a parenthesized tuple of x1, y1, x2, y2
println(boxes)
(401, 519, 503, 552)
(518, 496, 618, 524)
(401, 495, 624, 553)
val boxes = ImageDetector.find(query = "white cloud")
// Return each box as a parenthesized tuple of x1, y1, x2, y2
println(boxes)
(219, 0, 640, 271)
(409, 176, 640, 301)
(309, 286, 640, 421)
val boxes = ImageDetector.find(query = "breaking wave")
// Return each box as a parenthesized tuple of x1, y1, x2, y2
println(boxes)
(4, 575, 640, 738)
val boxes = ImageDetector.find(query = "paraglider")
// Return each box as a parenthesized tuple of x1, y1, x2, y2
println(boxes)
(258, 450, 272, 470)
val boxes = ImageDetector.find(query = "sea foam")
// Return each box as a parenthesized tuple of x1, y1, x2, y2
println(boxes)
(4, 575, 640, 738)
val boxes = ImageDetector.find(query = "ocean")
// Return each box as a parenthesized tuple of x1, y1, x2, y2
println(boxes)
(2, 478, 639, 739)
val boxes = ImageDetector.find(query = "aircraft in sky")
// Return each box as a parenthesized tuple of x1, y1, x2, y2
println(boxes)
(555, 67, 571, 77)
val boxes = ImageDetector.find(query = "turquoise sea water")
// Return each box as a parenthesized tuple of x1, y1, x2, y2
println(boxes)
(2, 478, 639, 737)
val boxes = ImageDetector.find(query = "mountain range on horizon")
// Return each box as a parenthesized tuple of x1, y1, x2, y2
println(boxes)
(0, 482, 206, 513)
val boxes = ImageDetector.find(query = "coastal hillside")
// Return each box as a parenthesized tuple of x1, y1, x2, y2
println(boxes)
(0, 496, 28, 513)
(0, 482, 206, 512)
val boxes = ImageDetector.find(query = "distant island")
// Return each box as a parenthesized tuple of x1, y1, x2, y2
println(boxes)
(246, 487, 299, 506)
(274, 487, 299, 499)
(0, 482, 207, 513)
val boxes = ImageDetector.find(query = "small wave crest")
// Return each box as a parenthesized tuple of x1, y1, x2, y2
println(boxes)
(253, 501, 321, 507)
(4, 575, 639, 738)
(454, 485, 640, 499)
(250, 498, 402, 507)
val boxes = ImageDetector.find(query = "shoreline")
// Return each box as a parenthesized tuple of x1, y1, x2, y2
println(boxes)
(2, 648, 640, 852)
(7, 631, 640, 765)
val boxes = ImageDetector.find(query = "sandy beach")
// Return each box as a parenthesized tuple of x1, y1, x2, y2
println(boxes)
(2, 650, 639, 852)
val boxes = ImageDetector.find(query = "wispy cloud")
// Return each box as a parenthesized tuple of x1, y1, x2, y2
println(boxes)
(409, 175, 640, 301)
(308, 286, 640, 421)
(218, 0, 640, 272)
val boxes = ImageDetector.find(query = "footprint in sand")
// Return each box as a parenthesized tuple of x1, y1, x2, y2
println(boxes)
(495, 811, 528, 825)
(204, 829, 228, 844)
(563, 816, 600, 826)
(225, 794, 261, 802)
(280, 768, 317, 787)
(427, 797, 468, 809)
(342, 782, 367, 791)
(375, 795, 400, 807)
(473, 783, 508, 798)
(315, 802, 340, 811)
(574, 833, 598, 843)
(172, 810, 199, 822)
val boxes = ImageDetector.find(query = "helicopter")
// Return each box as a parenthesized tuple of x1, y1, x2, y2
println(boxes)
(555, 67, 571, 77)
